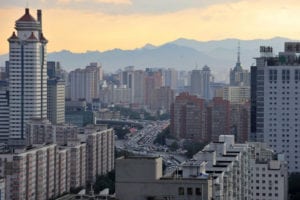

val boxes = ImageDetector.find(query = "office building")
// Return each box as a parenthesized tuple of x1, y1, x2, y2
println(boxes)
(251, 42, 300, 172)
(8, 8, 48, 143)
(230, 44, 250, 86)
(47, 78, 65, 124)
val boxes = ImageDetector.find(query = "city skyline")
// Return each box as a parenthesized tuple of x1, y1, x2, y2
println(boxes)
(1, 0, 300, 54)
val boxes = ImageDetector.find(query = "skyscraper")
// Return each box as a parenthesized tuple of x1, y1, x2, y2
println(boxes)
(251, 42, 300, 172)
(8, 8, 48, 144)
(230, 43, 250, 86)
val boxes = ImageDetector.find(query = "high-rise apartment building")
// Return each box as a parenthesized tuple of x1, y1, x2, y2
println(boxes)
(251, 42, 300, 172)
(69, 63, 102, 102)
(144, 70, 163, 106)
(0, 144, 71, 200)
(207, 97, 230, 141)
(190, 66, 211, 99)
(133, 70, 145, 105)
(8, 8, 48, 143)
(171, 93, 207, 142)
(120, 66, 135, 103)
(163, 68, 178, 90)
(230, 102, 250, 143)
(0, 81, 9, 142)
(47, 78, 65, 124)
(150, 86, 174, 113)
(79, 126, 115, 183)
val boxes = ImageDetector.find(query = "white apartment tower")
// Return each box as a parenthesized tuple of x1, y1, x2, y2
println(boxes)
(251, 42, 300, 172)
(69, 63, 102, 103)
(8, 8, 48, 143)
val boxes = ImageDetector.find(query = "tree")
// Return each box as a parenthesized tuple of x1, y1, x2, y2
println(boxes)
(93, 170, 115, 194)
(289, 173, 300, 200)
(183, 140, 207, 158)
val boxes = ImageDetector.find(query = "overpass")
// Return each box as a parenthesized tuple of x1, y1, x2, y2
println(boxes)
(95, 118, 144, 129)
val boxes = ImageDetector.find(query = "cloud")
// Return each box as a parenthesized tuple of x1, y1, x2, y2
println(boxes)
(1, 0, 300, 55)
(57, 0, 132, 5)
(0, 0, 240, 14)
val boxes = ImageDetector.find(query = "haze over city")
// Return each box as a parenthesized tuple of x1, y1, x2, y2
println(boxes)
(1, 0, 300, 54)
(1, 1, 300, 199)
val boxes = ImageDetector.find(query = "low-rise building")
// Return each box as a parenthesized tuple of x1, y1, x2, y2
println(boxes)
(116, 135, 288, 200)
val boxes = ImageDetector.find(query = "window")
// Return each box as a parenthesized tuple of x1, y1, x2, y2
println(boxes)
(187, 188, 193, 195)
(178, 187, 184, 195)
(196, 188, 201, 195)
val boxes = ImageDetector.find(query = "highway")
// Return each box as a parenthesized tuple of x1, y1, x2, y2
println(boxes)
(115, 120, 187, 172)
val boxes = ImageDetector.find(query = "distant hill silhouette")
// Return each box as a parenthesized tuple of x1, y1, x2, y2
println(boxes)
(0, 37, 297, 81)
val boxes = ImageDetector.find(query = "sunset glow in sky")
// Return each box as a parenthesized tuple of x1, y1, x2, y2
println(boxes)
(1, 0, 300, 54)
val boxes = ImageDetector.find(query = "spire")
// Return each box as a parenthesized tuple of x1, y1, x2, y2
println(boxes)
(234, 41, 242, 70)
(237, 41, 241, 64)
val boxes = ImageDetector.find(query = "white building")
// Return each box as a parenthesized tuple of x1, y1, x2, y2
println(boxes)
(222, 86, 250, 104)
(8, 8, 48, 144)
(116, 135, 288, 200)
(251, 42, 300, 172)
(69, 63, 103, 103)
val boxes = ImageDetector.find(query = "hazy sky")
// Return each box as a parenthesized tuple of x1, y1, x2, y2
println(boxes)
(1, 0, 300, 54)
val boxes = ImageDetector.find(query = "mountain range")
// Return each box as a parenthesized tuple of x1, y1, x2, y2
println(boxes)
(0, 37, 297, 81)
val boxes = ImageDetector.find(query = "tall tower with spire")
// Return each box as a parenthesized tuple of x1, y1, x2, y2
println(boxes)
(229, 42, 250, 86)
(8, 8, 48, 144)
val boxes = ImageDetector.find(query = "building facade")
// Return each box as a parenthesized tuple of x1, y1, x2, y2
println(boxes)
(0, 81, 9, 142)
(116, 135, 288, 200)
(190, 66, 211, 100)
(69, 63, 102, 103)
(0, 144, 71, 200)
(8, 8, 48, 143)
(170, 92, 207, 142)
(47, 78, 65, 124)
(251, 42, 300, 172)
